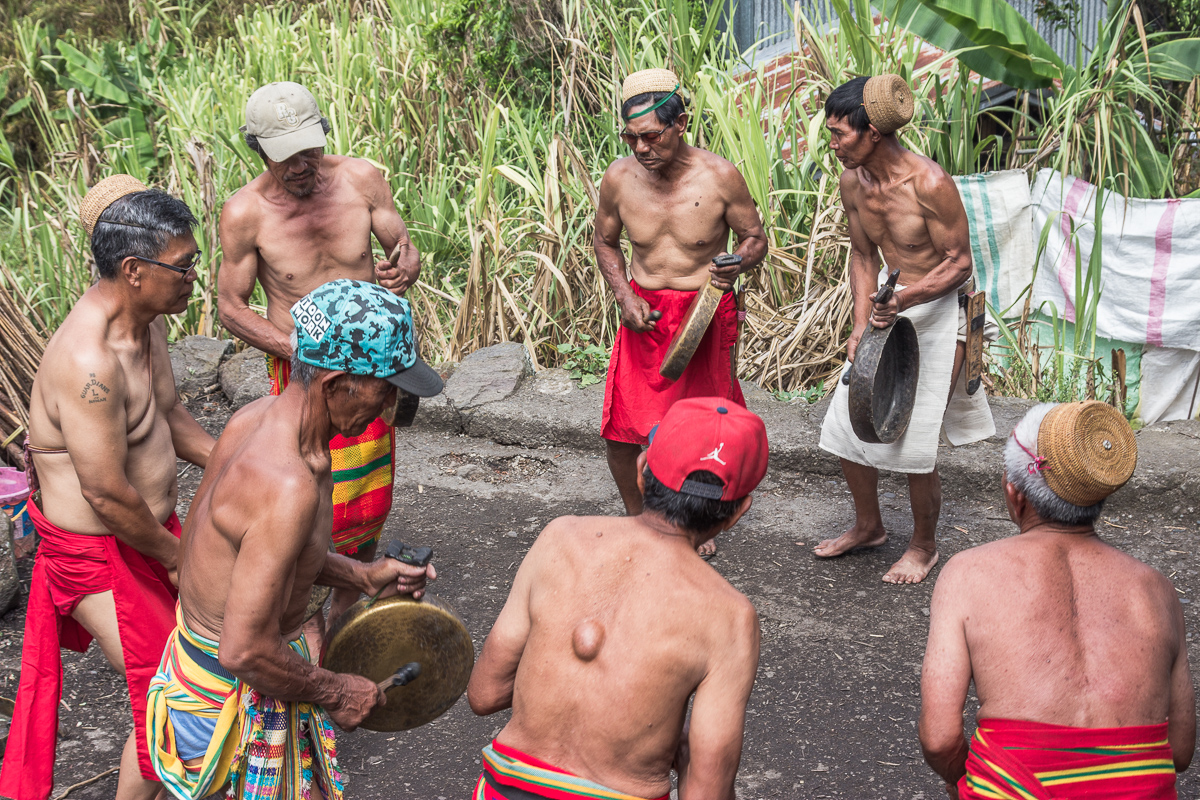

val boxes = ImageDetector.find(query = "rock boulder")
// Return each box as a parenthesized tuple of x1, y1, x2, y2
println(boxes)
(220, 348, 272, 409)
(169, 336, 233, 397)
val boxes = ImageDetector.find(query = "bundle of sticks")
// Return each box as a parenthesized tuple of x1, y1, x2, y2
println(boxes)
(0, 279, 46, 468)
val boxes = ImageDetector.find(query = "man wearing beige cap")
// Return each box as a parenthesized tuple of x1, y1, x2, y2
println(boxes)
(815, 75, 995, 584)
(0, 176, 215, 800)
(920, 401, 1194, 798)
(217, 81, 422, 623)
(594, 68, 767, 556)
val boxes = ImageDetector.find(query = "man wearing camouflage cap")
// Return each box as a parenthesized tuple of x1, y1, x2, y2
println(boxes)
(217, 81, 423, 623)
(815, 75, 995, 584)
(920, 401, 1195, 798)
(593, 68, 767, 556)
(147, 280, 441, 799)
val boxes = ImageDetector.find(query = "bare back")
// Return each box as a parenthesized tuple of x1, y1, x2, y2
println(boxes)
(603, 148, 759, 291)
(177, 391, 332, 643)
(482, 516, 759, 796)
(27, 288, 179, 532)
(947, 532, 1184, 726)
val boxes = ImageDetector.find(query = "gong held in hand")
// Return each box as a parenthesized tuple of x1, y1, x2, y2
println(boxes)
(844, 269, 920, 444)
(323, 541, 475, 731)
(659, 253, 742, 381)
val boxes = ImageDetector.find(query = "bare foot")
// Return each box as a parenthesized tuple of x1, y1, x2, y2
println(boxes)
(698, 539, 717, 560)
(881, 548, 939, 584)
(813, 525, 887, 558)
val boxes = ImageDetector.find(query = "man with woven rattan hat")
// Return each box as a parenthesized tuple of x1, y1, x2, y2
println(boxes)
(468, 397, 765, 799)
(217, 81, 424, 625)
(594, 68, 767, 556)
(920, 401, 1195, 798)
(0, 176, 216, 800)
(815, 75, 995, 584)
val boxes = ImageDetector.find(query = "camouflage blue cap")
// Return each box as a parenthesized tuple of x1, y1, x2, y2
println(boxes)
(290, 279, 443, 396)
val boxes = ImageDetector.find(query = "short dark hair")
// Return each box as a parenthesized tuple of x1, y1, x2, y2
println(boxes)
(621, 92, 686, 127)
(90, 190, 198, 280)
(641, 467, 744, 533)
(244, 116, 333, 160)
(825, 76, 871, 133)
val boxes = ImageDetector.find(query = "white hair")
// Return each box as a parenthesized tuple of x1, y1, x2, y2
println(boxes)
(1004, 402, 1104, 526)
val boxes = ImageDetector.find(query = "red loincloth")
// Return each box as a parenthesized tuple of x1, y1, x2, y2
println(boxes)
(0, 501, 180, 800)
(473, 739, 670, 800)
(601, 280, 745, 445)
(959, 717, 1178, 799)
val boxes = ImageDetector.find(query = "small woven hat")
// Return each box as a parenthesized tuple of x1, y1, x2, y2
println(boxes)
(1038, 401, 1137, 507)
(622, 68, 680, 103)
(81, 174, 148, 236)
(862, 74, 914, 135)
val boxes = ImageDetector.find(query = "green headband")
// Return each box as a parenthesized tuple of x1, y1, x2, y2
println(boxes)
(623, 85, 681, 120)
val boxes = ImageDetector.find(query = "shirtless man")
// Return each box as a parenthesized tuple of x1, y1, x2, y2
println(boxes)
(815, 75, 994, 584)
(594, 67, 767, 556)
(468, 397, 765, 800)
(146, 280, 442, 799)
(217, 81, 421, 622)
(920, 401, 1194, 798)
(0, 176, 215, 800)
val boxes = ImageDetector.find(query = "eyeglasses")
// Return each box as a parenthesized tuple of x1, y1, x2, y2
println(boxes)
(620, 126, 670, 147)
(133, 251, 202, 276)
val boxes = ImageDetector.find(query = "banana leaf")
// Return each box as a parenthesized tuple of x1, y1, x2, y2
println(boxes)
(1136, 39, 1200, 83)
(890, 0, 1065, 90)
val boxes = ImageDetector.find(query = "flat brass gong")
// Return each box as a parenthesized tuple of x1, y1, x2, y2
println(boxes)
(323, 542, 474, 731)
(659, 254, 741, 382)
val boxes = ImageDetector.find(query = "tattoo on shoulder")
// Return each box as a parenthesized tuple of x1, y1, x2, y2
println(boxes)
(81, 373, 111, 404)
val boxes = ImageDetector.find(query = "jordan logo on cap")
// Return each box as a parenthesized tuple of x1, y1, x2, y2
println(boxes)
(700, 443, 726, 465)
(275, 102, 299, 126)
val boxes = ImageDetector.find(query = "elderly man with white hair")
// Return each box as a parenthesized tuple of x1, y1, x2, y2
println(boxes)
(919, 401, 1195, 799)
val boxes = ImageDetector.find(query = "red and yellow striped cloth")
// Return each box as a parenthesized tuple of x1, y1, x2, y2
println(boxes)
(267, 355, 394, 555)
(960, 717, 1177, 799)
(473, 740, 670, 800)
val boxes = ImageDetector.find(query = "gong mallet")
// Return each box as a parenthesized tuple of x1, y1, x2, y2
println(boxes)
(378, 661, 422, 691)
(843, 269, 901, 386)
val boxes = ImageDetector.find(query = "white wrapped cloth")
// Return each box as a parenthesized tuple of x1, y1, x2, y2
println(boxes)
(819, 274, 995, 474)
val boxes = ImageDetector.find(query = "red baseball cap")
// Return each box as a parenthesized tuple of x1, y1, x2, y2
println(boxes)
(646, 397, 769, 501)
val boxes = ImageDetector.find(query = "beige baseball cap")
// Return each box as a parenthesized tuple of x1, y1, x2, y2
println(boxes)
(240, 82, 327, 162)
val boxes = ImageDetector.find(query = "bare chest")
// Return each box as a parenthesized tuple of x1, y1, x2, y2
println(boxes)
(619, 176, 730, 253)
(853, 183, 936, 256)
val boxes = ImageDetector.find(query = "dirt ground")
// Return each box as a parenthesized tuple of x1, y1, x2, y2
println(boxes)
(2, 397, 1198, 799)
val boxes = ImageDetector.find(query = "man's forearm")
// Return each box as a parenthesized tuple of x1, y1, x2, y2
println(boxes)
(732, 233, 767, 273)
(218, 298, 292, 359)
(223, 635, 347, 706)
(594, 242, 633, 301)
(922, 735, 969, 788)
(897, 256, 972, 311)
(85, 486, 178, 565)
(315, 552, 370, 592)
(167, 403, 215, 468)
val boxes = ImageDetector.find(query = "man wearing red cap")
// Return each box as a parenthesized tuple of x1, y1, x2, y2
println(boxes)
(467, 396, 767, 800)
(217, 81, 423, 624)
(594, 68, 767, 557)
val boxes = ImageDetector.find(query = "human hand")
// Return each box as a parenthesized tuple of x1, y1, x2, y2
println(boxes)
(846, 324, 867, 363)
(618, 294, 658, 333)
(366, 557, 437, 601)
(870, 289, 900, 328)
(709, 253, 741, 291)
(375, 256, 418, 296)
(328, 673, 385, 731)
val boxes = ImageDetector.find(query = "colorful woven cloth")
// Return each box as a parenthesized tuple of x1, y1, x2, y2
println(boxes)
(959, 717, 1177, 799)
(473, 740, 670, 800)
(267, 354, 394, 554)
(0, 501, 180, 800)
(601, 279, 745, 445)
(146, 608, 345, 800)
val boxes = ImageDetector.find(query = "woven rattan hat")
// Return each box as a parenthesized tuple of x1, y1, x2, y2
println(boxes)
(862, 74, 914, 135)
(622, 68, 680, 104)
(1038, 401, 1137, 507)
(81, 174, 148, 236)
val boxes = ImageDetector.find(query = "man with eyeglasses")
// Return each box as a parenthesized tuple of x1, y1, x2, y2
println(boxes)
(0, 175, 215, 800)
(594, 68, 767, 557)
(217, 81, 423, 628)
